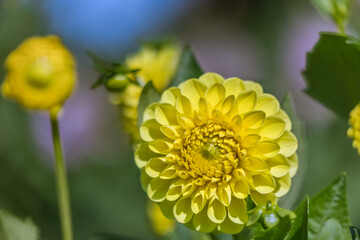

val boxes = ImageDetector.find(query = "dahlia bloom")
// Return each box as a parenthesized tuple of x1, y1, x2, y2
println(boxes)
(1, 36, 76, 113)
(347, 103, 360, 154)
(110, 44, 180, 142)
(135, 73, 298, 234)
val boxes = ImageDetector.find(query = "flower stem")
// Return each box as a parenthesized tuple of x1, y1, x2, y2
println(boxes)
(50, 113, 73, 240)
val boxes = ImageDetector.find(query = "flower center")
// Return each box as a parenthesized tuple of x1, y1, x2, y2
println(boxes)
(27, 57, 54, 88)
(179, 122, 247, 182)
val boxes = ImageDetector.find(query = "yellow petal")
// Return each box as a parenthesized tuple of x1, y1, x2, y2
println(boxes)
(228, 198, 248, 224)
(155, 103, 177, 125)
(135, 143, 160, 168)
(159, 200, 176, 219)
(143, 103, 158, 122)
(140, 119, 165, 142)
(230, 179, 249, 199)
(255, 94, 280, 116)
(242, 134, 261, 148)
(161, 87, 181, 106)
(217, 216, 245, 234)
(224, 77, 245, 97)
(276, 131, 298, 157)
(176, 95, 193, 115)
(205, 83, 225, 108)
(205, 182, 218, 199)
(255, 141, 280, 157)
(236, 90, 257, 114)
(250, 191, 276, 206)
(173, 197, 193, 223)
(260, 117, 286, 139)
(267, 154, 290, 178)
(288, 153, 298, 177)
(179, 79, 206, 106)
(221, 95, 237, 118)
(160, 164, 179, 179)
(140, 170, 152, 191)
(192, 206, 217, 233)
(178, 116, 195, 129)
(145, 157, 168, 178)
(198, 97, 211, 120)
(218, 182, 232, 206)
(148, 139, 174, 154)
(244, 157, 268, 172)
(207, 197, 226, 224)
(191, 186, 207, 214)
(198, 72, 224, 87)
(148, 178, 172, 202)
(274, 173, 291, 197)
(252, 174, 275, 194)
(243, 81, 263, 95)
(242, 111, 265, 130)
(166, 178, 185, 201)
(274, 109, 292, 131)
(182, 179, 197, 197)
(160, 125, 184, 140)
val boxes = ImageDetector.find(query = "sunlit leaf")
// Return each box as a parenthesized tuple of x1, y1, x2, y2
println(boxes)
(308, 174, 351, 240)
(284, 197, 309, 240)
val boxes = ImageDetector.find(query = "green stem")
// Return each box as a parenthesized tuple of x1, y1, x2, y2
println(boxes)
(50, 113, 73, 240)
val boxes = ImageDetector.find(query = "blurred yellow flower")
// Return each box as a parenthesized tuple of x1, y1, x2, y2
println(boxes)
(135, 73, 298, 234)
(147, 201, 175, 236)
(1, 35, 76, 113)
(111, 44, 180, 142)
(347, 103, 360, 154)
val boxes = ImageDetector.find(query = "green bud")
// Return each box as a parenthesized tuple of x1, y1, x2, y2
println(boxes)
(247, 206, 266, 226)
(262, 210, 280, 229)
(105, 74, 130, 91)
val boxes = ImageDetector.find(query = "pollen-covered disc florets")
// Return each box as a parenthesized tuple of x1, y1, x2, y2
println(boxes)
(135, 73, 298, 234)
(1, 35, 76, 112)
(347, 103, 360, 154)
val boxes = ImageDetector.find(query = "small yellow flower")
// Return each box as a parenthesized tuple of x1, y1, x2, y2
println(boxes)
(111, 44, 180, 141)
(147, 201, 175, 236)
(135, 73, 298, 234)
(1, 35, 76, 112)
(347, 103, 360, 154)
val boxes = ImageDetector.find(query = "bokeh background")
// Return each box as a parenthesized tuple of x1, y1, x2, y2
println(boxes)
(1, 0, 360, 239)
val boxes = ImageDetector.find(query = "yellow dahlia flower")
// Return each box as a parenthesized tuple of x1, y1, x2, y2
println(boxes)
(147, 201, 175, 236)
(1, 35, 76, 113)
(111, 44, 180, 141)
(347, 103, 360, 154)
(135, 73, 298, 234)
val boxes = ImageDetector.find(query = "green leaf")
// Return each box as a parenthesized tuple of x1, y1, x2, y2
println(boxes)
(284, 197, 309, 240)
(303, 32, 360, 119)
(170, 45, 203, 87)
(254, 216, 292, 240)
(0, 209, 40, 240)
(137, 81, 161, 127)
(278, 92, 307, 209)
(308, 174, 351, 240)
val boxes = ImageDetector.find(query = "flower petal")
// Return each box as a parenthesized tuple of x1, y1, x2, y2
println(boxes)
(217, 216, 245, 234)
(250, 191, 275, 206)
(230, 179, 249, 199)
(255, 94, 280, 116)
(255, 141, 280, 157)
(174, 197, 193, 223)
(276, 131, 298, 157)
(228, 198, 248, 224)
(267, 154, 290, 178)
(140, 119, 165, 142)
(198, 72, 224, 87)
(224, 77, 245, 97)
(243, 81, 263, 95)
(252, 174, 275, 194)
(145, 157, 168, 178)
(236, 90, 257, 114)
(191, 186, 207, 214)
(135, 143, 160, 168)
(148, 178, 172, 202)
(288, 153, 298, 177)
(242, 111, 265, 130)
(166, 178, 185, 201)
(192, 206, 217, 233)
(155, 103, 177, 125)
(207, 197, 226, 224)
(274, 173, 291, 197)
(176, 95, 193, 115)
(205, 83, 225, 108)
(148, 139, 174, 154)
(179, 79, 206, 106)
(160, 125, 184, 140)
(260, 117, 286, 139)
(161, 87, 181, 106)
